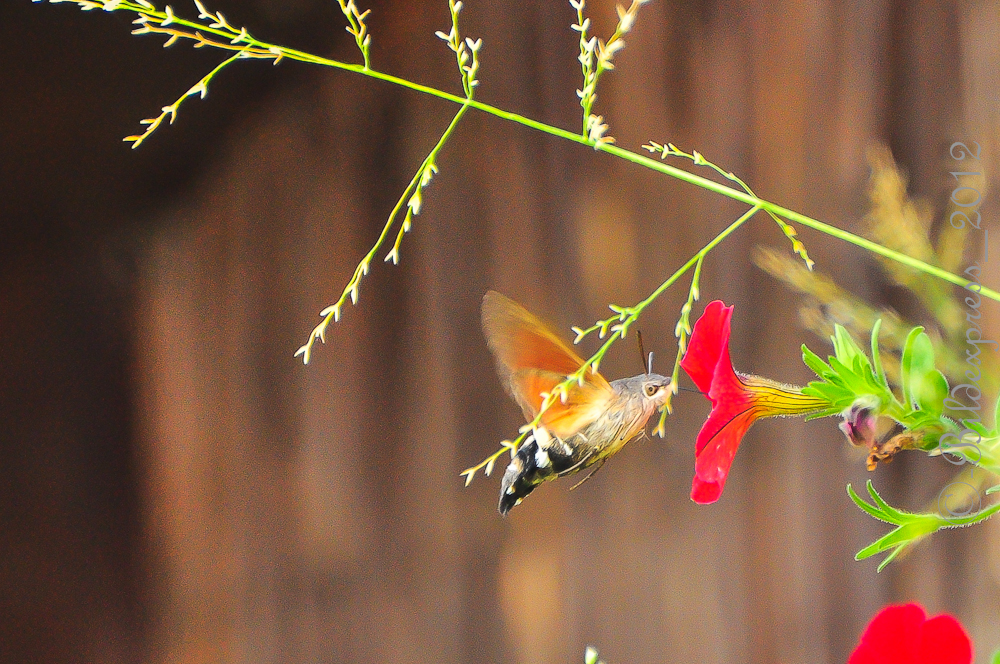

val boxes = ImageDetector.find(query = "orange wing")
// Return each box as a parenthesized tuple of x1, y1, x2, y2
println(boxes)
(482, 291, 613, 438)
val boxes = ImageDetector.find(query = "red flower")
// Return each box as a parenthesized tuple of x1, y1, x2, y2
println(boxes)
(849, 603, 973, 664)
(681, 301, 828, 504)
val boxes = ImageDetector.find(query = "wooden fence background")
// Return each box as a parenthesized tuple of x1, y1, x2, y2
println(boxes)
(2, 0, 1000, 662)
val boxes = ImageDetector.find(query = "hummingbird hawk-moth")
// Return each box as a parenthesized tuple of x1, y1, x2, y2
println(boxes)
(482, 291, 670, 515)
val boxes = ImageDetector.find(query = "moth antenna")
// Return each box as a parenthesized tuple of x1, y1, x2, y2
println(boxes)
(637, 330, 648, 375)
(647, 351, 655, 375)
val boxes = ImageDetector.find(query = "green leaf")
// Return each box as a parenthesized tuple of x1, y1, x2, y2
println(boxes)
(875, 547, 905, 573)
(918, 370, 949, 416)
(902, 331, 949, 416)
(802, 344, 834, 379)
(857, 355, 882, 393)
(906, 414, 950, 436)
(832, 324, 866, 363)
(942, 499, 1000, 526)
(834, 361, 878, 398)
(852, 513, 938, 571)
(864, 519, 938, 555)
(846, 480, 1000, 571)
(993, 393, 1000, 435)
(899, 326, 926, 408)
(831, 326, 847, 361)
(828, 356, 857, 384)
(967, 420, 991, 437)
(870, 319, 886, 386)
(991, 648, 1000, 664)
(848, 482, 895, 523)
(865, 480, 906, 520)
(803, 382, 851, 407)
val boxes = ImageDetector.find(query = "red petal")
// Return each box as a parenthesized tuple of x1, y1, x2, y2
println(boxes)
(691, 475, 722, 504)
(848, 604, 973, 664)
(918, 615, 973, 664)
(681, 301, 733, 393)
(690, 406, 755, 504)
(850, 604, 924, 664)
(684, 301, 756, 504)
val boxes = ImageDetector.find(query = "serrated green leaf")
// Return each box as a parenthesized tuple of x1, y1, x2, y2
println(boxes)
(852, 355, 870, 387)
(853, 352, 868, 373)
(827, 355, 854, 379)
(967, 420, 991, 437)
(831, 326, 846, 360)
(859, 360, 881, 391)
(829, 356, 874, 396)
(850, 482, 943, 571)
(852, 476, 1000, 573)
(804, 374, 851, 394)
(907, 414, 948, 433)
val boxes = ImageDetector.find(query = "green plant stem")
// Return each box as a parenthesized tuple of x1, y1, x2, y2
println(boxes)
(272, 48, 994, 300)
(638, 206, 759, 312)
(87, 2, 1000, 301)
(576, 206, 758, 374)
(295, 99, 471, 362)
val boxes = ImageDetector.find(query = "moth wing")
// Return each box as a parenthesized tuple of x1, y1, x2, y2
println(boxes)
(511, 369, 614, 438)
(482, 291, 613, 438)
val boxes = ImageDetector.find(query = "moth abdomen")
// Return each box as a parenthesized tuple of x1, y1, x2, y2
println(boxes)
(498, 438, 577, 515)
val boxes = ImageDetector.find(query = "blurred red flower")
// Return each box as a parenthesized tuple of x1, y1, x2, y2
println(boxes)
(849, 603, 972, 664)
(681, 301, 827, 504)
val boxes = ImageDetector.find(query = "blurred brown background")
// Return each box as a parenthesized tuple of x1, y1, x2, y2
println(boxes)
(2, 0, 1000, 662)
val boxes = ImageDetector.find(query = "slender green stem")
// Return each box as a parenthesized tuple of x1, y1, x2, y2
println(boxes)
(571, 205, 760, 372)
(637, 205, 761, 312)
(96, 1, 996, 301)
(281, 53, 994, 299)
(125, 48, 251, 148)
(295, 100, 472, 363)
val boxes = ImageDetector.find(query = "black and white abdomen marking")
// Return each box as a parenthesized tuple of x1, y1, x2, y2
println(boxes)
(498, 434, 579, 515)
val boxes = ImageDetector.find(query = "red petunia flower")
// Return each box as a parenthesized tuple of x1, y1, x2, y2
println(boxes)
(849, 603, 973, 664)
(681, 301, 828, 504)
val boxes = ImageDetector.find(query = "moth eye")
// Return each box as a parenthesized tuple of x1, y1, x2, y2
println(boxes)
(644, 384, 657, 397)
